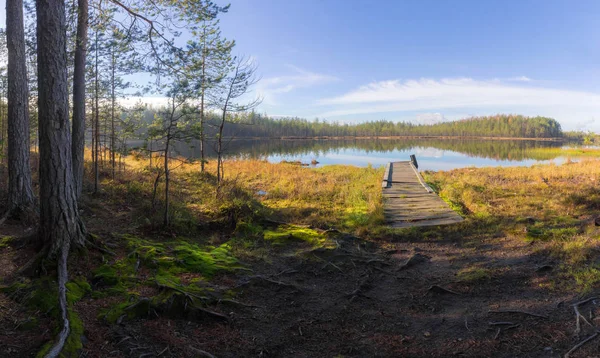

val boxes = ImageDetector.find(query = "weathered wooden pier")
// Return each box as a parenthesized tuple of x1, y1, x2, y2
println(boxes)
(382, 157, 463, 228)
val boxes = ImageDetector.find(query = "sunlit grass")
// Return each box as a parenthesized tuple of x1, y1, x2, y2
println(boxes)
(525, 147, 600, 160)
(93, 151, 384, 236)
(424, 158, 600, 292)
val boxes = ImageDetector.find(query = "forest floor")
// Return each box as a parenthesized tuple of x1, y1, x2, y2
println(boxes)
(2, 155, 600, 357)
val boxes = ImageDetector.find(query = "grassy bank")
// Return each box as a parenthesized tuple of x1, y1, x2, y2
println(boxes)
(525, 146, 600, 160)
(423, 158, 600, 292)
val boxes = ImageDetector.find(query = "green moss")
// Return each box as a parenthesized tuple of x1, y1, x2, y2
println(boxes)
(155, 268, 181, 287)
(35, 310, 86, 358)
(92, 265, 120, 286)
(62, 309, 84, 357)
(101, 298, 151, 324)
(92, 255, 136, 291)
(174, 242, 238, 276)
(263, 225, 325, 246)
(235, 221, 264, 238)
(0, 236, 12, 249)
(65, 277, 91, 304)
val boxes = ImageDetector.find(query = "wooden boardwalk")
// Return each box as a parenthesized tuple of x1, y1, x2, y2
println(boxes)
(382, 161, 463, 228)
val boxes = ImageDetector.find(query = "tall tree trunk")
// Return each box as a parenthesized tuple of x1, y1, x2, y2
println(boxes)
(110, 48, 116, 180)
(163, 135, 170, 227)
(199, 31, 207, 173)
(93, 29, 99, 193)
(36, 0, 86, 254)
(72, 0, 88, 200)
(6, 0, 35, 215)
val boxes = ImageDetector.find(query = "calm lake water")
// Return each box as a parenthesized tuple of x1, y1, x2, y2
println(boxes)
(150, 138, 576, 171)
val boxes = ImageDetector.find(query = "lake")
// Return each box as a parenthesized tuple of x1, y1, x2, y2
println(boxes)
(152, 138, 578, 171)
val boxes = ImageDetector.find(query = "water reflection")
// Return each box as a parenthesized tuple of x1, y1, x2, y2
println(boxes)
(134, 138, 567, 171)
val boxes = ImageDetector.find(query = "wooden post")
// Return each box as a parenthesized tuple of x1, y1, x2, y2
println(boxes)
(410, 154, 418, 169)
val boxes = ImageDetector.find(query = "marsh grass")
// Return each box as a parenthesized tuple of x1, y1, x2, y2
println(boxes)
(424, 158, 600, 292)
(525, 147, 600, 160)
(98, 155, 384, 236)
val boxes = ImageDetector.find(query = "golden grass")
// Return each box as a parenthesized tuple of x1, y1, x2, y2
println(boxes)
(94, 153, 384, 236)
(424, 158, 600, 292)
(526, 147, 600, 160)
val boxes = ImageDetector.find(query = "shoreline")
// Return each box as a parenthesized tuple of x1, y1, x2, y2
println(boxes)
(217, 135, 565, 142)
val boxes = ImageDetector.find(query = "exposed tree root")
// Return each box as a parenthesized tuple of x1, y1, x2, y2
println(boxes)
(84, 235, 116, 256)
(427, 285, 460, 296)
(565, 331, 600, 358)
(44, 243, 70, 358)
(217, 298, 263, 309)
(188, 345, 216, 358)
(0, 205, 38, 228)
(153, 281, 229, 321)
(345, 272, 372, 302)
(488, 309, 548, 319)
(0, 208, 12, 227)
(398, 253, 430, 271)
(321, 261, 343, 272)
(572, 297, 599, 335)
(493, 324, 520, 340)
(14, 244, 49, 277)
(236, 275, 302, 292)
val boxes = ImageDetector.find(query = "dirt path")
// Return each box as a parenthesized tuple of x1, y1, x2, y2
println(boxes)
(219, 233, 586, 357)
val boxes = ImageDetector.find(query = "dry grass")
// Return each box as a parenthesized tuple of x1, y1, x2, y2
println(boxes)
(424, 158, 600, 292)
(92, 152, 384, 236)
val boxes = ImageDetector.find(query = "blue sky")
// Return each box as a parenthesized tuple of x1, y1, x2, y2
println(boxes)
(213, 0, 600, 131)
(2, 1, 600, 131)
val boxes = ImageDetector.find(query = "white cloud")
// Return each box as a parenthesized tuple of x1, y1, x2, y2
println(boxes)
(316, 77, 600, 130)
(415, 112, 448, 125)
(507, 76, 532, 82)
(257, 65, 338, 106)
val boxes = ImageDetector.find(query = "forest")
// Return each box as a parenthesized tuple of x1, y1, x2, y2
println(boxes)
(208, 113, 564, 139)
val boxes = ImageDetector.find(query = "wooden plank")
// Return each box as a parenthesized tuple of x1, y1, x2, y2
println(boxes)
(385, 213, 461, 221)
(383, 160, 462, 228)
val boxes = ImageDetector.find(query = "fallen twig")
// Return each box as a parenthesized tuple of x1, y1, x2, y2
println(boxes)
(493, 324, 520, 340)
(237, 275, 302, 291)
(272, 269, 298, 277)
(488, 309, 548, 319)
(321, 261, 343, 273)
(188, 346, 216, 358)
(427, 285, 460, 296)
(346, 273, 372, 302)
(85, 237, 116, 256)
(565, 331, 600, 358)
(217, 299, 263, 309)
(157, 346, 169, 357)
(572, 297, 599, 335)
(398, 253, 430, 271)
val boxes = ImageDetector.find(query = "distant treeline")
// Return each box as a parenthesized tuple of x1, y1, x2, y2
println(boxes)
(139, 112, 562, 139)
(168, 138, 563, 162)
